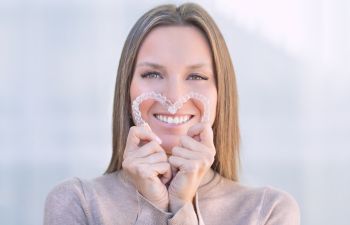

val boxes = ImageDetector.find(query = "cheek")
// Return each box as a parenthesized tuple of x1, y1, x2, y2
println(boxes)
(130, 78, 139, 101)
(130, 78, 146, 100)
(130, 77, 157, 102)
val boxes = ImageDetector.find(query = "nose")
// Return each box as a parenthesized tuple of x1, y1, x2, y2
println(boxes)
(162, 77, 187, 104)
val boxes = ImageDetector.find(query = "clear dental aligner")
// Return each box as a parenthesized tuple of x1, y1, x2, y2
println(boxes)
(132, 91, 210, 126)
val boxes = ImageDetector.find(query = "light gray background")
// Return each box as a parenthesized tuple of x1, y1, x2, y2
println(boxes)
(1, 0, 349, 224)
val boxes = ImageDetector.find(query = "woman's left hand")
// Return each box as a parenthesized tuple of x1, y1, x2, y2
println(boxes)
(168, 122, 216, 213)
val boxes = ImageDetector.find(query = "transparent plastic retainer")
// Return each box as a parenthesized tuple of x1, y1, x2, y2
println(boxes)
(132, 91, 210, 126)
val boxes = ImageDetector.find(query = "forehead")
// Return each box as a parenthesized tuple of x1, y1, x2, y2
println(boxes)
(136, 25, 213, 67)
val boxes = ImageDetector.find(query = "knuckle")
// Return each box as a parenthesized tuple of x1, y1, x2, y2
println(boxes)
(153, 152, 162, 161)
(171, 147, 178, 155)
(211, 148, 216, 155)
(187, 162, 199, 172)
(205, 123, 212, 130)
(209, 156, 215, 165)
(168, 156, 174, 163)
(204, 152, 215, 164)
(164, 163, 170, 170)
(202, 159, 211, 168)
(135, 165, 145, 176)
(206, 124, 213, 132)
(210, 151, 216, 159)
(205, 146, 215, 156)
(160, 152, 167, 161)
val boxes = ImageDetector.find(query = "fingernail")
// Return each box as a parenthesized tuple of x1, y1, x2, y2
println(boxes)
(155, 136, 162, 144)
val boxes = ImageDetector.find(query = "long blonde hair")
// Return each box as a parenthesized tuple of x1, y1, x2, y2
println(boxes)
(105, 3, 240, 181)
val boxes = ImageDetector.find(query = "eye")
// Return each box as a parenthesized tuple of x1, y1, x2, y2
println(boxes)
(187, 74, 209, 80)
(140, 71, 163, 79)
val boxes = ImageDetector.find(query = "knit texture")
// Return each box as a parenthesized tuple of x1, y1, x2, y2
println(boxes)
(44, 169, 300, 225)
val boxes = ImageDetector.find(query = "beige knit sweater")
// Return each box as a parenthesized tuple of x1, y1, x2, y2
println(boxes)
(44, 169, 300, 225)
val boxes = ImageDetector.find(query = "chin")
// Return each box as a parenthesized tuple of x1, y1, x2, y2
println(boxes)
(159, 134, 182, 154)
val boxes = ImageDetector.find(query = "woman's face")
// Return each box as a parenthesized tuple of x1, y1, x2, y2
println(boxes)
(130, 25, 217, 154)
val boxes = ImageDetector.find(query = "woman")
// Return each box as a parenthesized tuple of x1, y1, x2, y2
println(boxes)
(44, 3, 300, 225)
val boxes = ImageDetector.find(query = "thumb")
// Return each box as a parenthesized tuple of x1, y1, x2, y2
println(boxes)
(160, 165, 172, 185)
(187, 122, 213, 146)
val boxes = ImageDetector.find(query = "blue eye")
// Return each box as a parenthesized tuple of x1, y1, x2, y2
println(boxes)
(188, 74, 209, 80)
(140, 72, 208, 80)
(140, 72, 162, 79)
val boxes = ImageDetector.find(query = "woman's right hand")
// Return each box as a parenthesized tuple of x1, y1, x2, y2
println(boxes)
(122, 124, 171, 211)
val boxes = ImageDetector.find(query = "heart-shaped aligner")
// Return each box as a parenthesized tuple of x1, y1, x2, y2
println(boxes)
(131, 91, 210, 126)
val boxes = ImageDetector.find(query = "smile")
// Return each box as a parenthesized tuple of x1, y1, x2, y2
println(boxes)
(153, 114, 194, 125)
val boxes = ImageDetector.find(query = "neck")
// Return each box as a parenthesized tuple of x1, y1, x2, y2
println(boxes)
(199, 168, 215, 187)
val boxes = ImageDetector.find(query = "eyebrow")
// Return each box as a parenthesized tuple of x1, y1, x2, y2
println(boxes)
(135, 62, 212, 70)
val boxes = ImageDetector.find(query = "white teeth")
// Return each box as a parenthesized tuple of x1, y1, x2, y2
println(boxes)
(155, 114, 191, 124)
(180, 117, 186, 123)
(179, 117, 184, 123)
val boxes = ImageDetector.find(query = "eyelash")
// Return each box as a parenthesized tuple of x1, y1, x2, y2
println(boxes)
(140, 71, 208, 80)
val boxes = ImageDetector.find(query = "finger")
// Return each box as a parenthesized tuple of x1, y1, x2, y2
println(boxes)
(187, 122, 213, 146)
(168, 155, 190, 171)
(179, 135, 207, 153)
(127, 140, 165, 159)
(133, 151, 167, 164)
(125, 125, 162, 151)
(138, 123, 162, 147)
(192, 135, 201, 142)
(171, 165, 178, 179)
(171, 146, 198, 160)
(151, 162, 172, 184)
(124, 140, 164, 160)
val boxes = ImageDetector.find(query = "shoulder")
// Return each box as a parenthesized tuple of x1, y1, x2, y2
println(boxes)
(258, 186, 300, 224)
(261, 186, 299, 209)
(204, 175, 300, 224)
(45, 171, 123, 206)
(44, 171, 130, 210)
(231, 180, 300, 224)
(45, 177, 86, 206)
(44, 171, 132, 225)
(216, 175, 300, 209)
(44, 177, 89, 224)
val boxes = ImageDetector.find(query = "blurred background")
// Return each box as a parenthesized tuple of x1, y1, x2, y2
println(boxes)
(1, 0, 349, 224)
